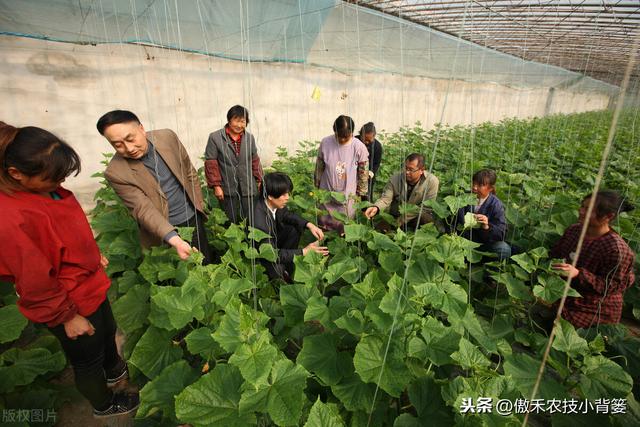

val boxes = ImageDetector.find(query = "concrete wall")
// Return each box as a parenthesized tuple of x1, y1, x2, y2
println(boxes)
(0, 36, 611, 209)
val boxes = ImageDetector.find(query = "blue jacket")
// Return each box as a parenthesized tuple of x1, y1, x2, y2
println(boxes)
(454, 193, 507, 243)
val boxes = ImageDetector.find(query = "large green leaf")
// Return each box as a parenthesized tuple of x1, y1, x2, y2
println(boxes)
(293, 251, 326, 286)
(304, 398, 345, 427)
(213, 278, 254, 307)
(138, 249, 179, 284)
(175, 364, 253, 426)
(239, 359, 309, 426)
(212, 299, 243, 352)
(491, 272, 532, 301)
(352, 270, 385, 302)
(353, 335, 412, 397)
(0, 348, 66, 393)
(137, 360, 199, 420)
(130, 326, 183, 379)
(393, 414, 422, 427)
(406, 257, 445, 284)
(150, 285, 206, 331)
(444, 194, 477, 215)
(450, 337, 491, 370)
(115, 270, 144, 294)
(247, 226, 272, 242)
(334, 309, 366, 335)
(185, 327, 223, 361)
(344, 224, 369, 242)
(0, 305, 28, 343)
(579, 355, 633, 400)
(413, 280, 467, 319)
(532, 273, 581, 304)
(304, 295, 331, 326)
(502, 353, 567, 400)
(552, 319, 590, 358)
(419, 317, 461, 366)
(379, 274, 413, 317)
(297, 333, 348, 386)
(324, 257, 367, 284)
(460, 308, 497, 353)
(367, 231, 400, 252)
(428, 235, 467, 269)
(407, 375, 453, 425)
(229, 331, 279, 386)
(331, 370, 377, 413)
(378, 250, 404, 274)
(280, 284, 320, 326)
(112, 284, 150, 335)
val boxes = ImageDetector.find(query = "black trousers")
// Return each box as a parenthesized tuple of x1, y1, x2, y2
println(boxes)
(175, 211, 214, 265)
(221, 195, 255, 226)
(48, 300, 121, 410)
(263, 224, 301, 281)
(367, 175, 377, 202)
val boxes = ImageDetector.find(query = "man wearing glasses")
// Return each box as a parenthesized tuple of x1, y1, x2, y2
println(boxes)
(364, 153, 439, 230)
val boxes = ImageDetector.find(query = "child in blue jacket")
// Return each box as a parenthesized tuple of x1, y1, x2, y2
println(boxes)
(455, 169, 511, 260)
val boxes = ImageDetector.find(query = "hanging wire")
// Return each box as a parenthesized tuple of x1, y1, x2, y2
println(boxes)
(523, 32, 640, 427)
(366, 1, 471, 423)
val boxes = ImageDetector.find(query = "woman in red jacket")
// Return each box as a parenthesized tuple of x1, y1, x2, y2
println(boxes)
(0, 122, 138, 418)
(551, 190, 636, 329)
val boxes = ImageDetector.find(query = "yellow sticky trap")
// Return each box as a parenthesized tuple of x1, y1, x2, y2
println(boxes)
(311, 86, 321, 101)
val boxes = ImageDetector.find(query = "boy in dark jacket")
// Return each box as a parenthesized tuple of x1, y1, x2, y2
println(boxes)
(253, 172, 328, 281)
(454, 169, 511, 260)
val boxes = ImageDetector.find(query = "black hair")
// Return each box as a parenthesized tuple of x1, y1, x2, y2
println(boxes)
(405, 153, 425, 169)
(0, 122, 81, 193)
(359, 122, 376, 136)
(472, 169, 497, 187)
(263, 172, 293, 199)
(227, 105, 250, 124)
(333, 115, 355, 139)
(583, 190, 635, 220)
(96, 110, 141, 135)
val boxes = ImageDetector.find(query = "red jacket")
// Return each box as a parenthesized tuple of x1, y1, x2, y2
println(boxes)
(0, 187, 110, 327)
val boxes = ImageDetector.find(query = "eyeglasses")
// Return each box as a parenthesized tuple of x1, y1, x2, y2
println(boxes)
(405, 167, 421, 173)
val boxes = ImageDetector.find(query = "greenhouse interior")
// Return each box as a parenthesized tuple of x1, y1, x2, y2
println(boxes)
(0, 0, 639, 426)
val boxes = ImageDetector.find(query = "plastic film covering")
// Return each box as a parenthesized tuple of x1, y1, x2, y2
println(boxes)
(0, 0, 618, 94)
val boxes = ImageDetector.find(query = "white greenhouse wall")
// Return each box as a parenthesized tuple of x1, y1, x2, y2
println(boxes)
(0, 36, 611, 209)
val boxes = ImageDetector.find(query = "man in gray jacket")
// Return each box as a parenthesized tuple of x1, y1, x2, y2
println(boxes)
(204, 105, 263, 224)
(364, 153, 439, 229)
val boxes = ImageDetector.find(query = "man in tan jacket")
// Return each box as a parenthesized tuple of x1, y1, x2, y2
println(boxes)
(97, 110, 212, 264)
(364, 153, 439, 229)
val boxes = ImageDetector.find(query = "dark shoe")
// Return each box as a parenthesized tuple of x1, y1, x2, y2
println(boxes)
(106, 360, 129, 386)
(93, 392, 139, 418)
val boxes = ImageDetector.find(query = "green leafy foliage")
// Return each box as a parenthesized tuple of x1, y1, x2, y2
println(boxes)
(46, 111, 637, 426)
(0, 305, 28, 344)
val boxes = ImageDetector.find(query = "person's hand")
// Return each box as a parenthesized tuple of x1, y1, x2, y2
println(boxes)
(552, 263, 579, 279)
(63, 314, 95, 340)
(99, 253, 109, 269)
(303, 241, 329, 256)
(368, 170, 374, 178)
(167, 235, 196, 260)
(364, 206, 379, 219)
(213, 186, 224, 201)
(307, 223, 325, 241)
(474, 214, 489, 230)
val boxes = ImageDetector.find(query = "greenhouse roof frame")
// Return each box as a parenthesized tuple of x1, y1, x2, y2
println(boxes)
(351, 0, 640, 86)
